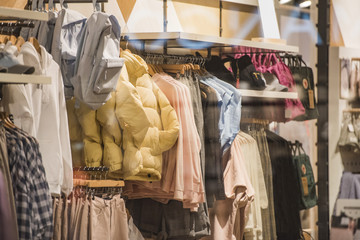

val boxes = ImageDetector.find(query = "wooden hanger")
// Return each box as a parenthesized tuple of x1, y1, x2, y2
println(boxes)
(343, 108, 360, 113)
(9, 34, 17, 45)
(0, 112, 16, 129)
(161, 64, 186, 75)
(240, 118, 270, 125)
(73, 178, 124, 188)
(29, 37, 41, 55)
(15, 36, 25, 51)
(147, 64, 156, 76)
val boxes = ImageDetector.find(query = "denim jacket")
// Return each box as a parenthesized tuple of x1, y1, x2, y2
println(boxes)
(71, 12, 124, 110)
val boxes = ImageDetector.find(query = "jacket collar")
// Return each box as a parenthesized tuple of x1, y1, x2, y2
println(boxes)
(61, 8, 86, 27)
(121, 50, 148, 81)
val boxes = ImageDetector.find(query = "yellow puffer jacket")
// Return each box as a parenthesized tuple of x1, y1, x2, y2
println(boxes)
(114, 50, 180, 181)
(96, 92, 122, 173)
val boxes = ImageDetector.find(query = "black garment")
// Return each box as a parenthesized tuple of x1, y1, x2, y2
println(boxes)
(240, 96, 286, 122)
(126, 198, 210, 240)
(266, 130, 303, 240)
(199, 82, 226, 207)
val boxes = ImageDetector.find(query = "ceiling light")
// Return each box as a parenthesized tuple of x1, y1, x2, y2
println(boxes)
(279, 0, 291, 4)
(299, 0, 311, 8)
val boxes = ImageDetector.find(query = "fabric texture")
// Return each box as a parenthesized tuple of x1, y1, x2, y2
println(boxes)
(0, 170, 18, 240)
(72, 11, 124, 109)
(114, 51, 179, 181)
(91, 195, 128, 240)
(126, 198, 210, 240)
(17, 42, 73, 195)
(199, 73, 242, 153)
(6, 127, 53, 240)
(51, 8, 86, 99)
(0, 126, 18, 239)
(266, 130, 303, 240)
(246, 126, 277, 240)
(124, 72, 204, 210)
(200, 82, 226, 207)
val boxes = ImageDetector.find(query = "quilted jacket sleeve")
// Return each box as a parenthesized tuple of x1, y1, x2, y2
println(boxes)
(115, 64, 150, 148)
(96, 92, 123, 173)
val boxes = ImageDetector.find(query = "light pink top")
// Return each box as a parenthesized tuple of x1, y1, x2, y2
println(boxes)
(123, 73, 205, 210)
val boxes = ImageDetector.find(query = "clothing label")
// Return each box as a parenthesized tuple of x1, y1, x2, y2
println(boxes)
(308, 90, 315, 109)
(302, 177, 309, 196)
(348, 124, 355, 132)
(285, 109, 292, 118)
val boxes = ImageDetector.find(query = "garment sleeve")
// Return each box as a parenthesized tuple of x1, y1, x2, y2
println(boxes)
(57, 70, 73, 196)
(254, 142, 269, 209)
(115, 65, 150, 148)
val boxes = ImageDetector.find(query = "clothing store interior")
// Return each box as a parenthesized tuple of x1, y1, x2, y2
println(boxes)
(0, 0, 358, 239)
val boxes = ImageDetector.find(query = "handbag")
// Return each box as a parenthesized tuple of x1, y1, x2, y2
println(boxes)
(290, 140, 317, 210)
(285, 55, 319, 121)
(259, 53, 306, 121)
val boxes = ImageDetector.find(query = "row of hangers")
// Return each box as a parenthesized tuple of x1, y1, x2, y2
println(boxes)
(0, 111, 16, 129)
(72, 166, 124, 199)
(0, 20, 41, 54)
(143, 53, 208, 77)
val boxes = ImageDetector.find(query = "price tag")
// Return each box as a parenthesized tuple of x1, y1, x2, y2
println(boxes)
(302, 177, 309, 196)
(285, 109, 292, 118)
(308, 90, 315, 109)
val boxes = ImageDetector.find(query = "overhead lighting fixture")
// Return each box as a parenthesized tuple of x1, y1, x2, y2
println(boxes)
(299, 0, 311, 8)
(279, 0, 291, 4)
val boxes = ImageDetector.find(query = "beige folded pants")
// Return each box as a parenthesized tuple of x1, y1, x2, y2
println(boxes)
(90, 195, 129, 240)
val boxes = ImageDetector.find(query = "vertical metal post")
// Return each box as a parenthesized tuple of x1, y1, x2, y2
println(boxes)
(163, 0, 168, 55)
(219, 0, 223, 37)
(317, 0, 330, 239)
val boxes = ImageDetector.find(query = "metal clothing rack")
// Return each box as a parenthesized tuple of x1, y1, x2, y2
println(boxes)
(73, 166, 124, 188)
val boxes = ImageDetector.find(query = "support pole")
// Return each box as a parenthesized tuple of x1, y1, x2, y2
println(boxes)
(316, 0, 330, 239)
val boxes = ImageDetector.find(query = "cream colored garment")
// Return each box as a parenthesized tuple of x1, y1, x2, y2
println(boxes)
(2, 42, 73, 195)
(90, 195, 129, 240)
(204, 132, 255, 240)
(115, 51, 179, 181)
(238, 132, 268, 240)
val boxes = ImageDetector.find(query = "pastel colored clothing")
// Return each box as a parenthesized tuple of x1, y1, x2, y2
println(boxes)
(123, 72, 205, 210)
(204, 132, 255, 240)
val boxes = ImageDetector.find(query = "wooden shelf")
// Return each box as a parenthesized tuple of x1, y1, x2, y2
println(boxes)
(0, 7, 49, 21)
(0, 73, 51, 84)
(221, 0, 258, 6)
(122, 32, 299, 53)
(238, 89, 298, 99)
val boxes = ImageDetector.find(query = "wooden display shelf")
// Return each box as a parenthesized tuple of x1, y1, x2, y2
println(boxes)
(0, 73, 51, 84)
(238, 89, 298, 99)
(0, 7, 49, 21)
(121, 32, 299, 53)
(73, 179, 125, 188)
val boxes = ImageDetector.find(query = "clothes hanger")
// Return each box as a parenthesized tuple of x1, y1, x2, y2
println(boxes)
(29, 37, 41, 55)
(0, 112, 16, 129)
(15, 36, 25, 51)
(8, 23, 17, 45)
(161, 63, 186, 75)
